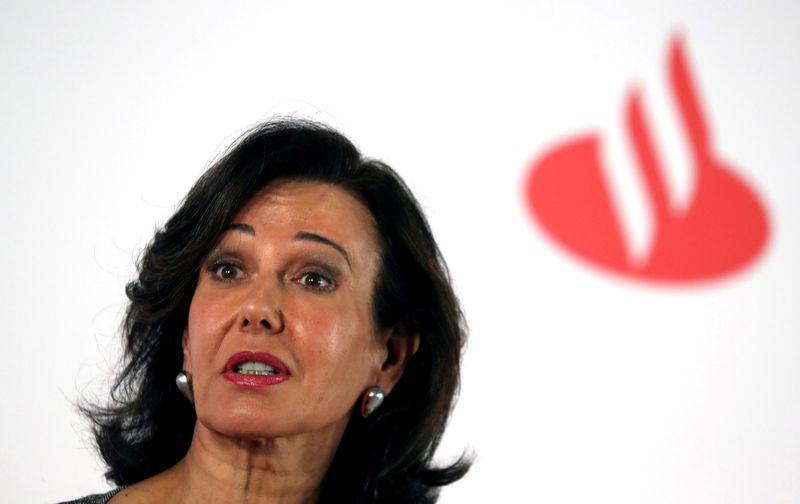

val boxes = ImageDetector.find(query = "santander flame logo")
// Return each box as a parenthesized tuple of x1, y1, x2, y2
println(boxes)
(524, 36, 770, 283)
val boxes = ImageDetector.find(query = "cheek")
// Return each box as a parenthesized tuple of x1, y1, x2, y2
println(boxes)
(293, 300, 381, 384)
(185, 287, 232, 372)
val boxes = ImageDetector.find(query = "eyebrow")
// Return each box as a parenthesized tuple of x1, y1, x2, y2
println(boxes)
(221, 224, 352, 269)
(294, 231, 352, 270)
(221, 223, 255, 235)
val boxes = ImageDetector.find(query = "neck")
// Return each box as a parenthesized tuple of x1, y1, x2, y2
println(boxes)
(160, 421, 346, 504)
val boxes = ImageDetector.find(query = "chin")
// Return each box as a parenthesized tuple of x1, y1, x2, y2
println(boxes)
(199, 408, 290, 440)
(200, 408, 352, 443)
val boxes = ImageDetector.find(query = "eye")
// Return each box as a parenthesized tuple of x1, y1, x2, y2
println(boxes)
(209, 260, 245, 282)
(296, 271, 336, 292)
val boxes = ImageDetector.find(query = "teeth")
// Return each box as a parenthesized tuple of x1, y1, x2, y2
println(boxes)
(234, 361, 280, 375)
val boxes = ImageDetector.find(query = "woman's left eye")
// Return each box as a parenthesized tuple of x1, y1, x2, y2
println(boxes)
(296, 271, 336, 292)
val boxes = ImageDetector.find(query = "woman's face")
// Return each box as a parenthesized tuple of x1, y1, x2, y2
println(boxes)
(183, 180, 397, 441)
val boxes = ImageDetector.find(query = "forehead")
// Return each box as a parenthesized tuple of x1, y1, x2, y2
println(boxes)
(232, 179, 382, 254)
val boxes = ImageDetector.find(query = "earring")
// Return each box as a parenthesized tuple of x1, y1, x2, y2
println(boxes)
(176, 371, 194, 404)
(361, 386, 385, 418)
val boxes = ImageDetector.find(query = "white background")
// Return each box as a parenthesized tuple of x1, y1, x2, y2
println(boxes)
(2, 1, 799, 503)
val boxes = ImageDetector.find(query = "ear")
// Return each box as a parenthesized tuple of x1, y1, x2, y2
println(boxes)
(182, 327, 192, 374)
(376, 322, 420, 395)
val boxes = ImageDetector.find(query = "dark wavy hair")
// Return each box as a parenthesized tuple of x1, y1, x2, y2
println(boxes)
(83, 119, 470, 503)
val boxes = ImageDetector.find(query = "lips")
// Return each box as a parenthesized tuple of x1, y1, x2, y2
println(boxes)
(223, 351, 290, 387)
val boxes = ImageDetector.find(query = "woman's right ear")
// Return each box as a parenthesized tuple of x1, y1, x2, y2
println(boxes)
(182, 327, 192, 374)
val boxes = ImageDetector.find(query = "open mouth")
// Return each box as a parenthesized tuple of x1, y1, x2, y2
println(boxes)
(223, 351, 290, 387)
(233, 361, 282, 376)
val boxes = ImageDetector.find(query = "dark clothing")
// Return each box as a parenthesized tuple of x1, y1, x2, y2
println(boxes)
(58, 488, 122, 504)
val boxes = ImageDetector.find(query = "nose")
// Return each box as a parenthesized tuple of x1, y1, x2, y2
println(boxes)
(239, 281, 284, 334)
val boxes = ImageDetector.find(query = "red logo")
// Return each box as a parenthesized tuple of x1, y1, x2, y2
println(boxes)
(524, 36, 770, 283)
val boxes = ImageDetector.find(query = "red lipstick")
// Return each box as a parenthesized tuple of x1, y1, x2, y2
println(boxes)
(223, 351, 290, 387)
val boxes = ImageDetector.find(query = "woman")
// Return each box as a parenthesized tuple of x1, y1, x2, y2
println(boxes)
(64, 119, 470, 503)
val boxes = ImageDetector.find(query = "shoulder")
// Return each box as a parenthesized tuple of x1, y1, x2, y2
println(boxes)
(58, 488, 122, 504)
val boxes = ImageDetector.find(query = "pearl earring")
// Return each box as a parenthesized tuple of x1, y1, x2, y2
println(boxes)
(361, 386, 385, 418)
(176, 371, 194, 404)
